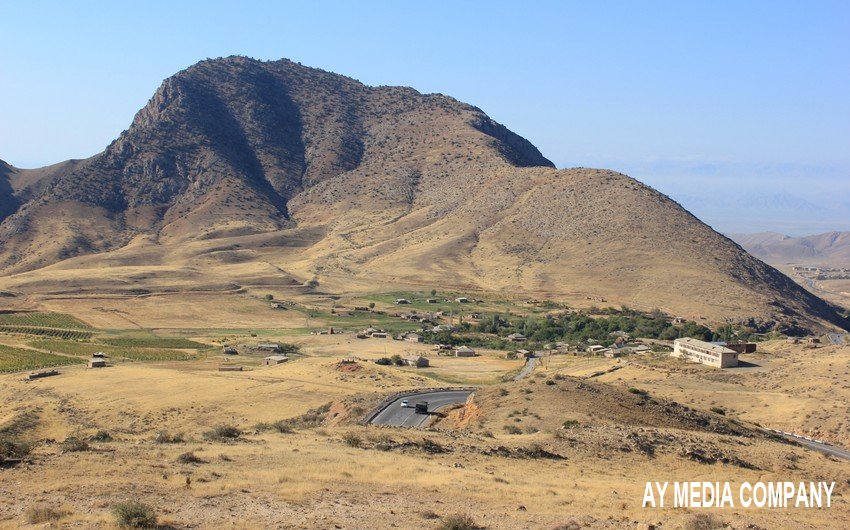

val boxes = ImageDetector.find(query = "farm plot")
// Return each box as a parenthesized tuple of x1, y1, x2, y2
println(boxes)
(31, 340, 200, 362)
(0, 312, 93, 329)
(0, 326, 94, 340)
(0, 344, 84, 373)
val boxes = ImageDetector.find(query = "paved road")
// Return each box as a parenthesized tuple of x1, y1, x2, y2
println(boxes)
(769, 429, 850, 461)
(369, 390, 474, 427)
(514, 355, 538, 381)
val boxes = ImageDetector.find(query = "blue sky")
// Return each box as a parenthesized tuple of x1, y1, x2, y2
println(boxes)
(1, 1, 848, 234)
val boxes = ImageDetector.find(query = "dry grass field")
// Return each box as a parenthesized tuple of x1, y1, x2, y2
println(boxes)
(1, 296, 848, 528)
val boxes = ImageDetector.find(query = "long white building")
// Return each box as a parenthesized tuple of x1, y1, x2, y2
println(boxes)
(672, 338, 739, 368)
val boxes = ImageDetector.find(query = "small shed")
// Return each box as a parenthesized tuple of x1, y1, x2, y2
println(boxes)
(404, 333, 422, 343)
(455, 297, 470, 303)
(257, 343, 282, 353)
(506, 333, 527, 342)
(395, 298, 411, 305)
(223, 346, 238, 355)
(402, 355, 429, 368)
(371, 331, 388, 339)
(88, 357, 107, 368)
(454, 345, 476, 357)
(263, 355, 289, 366)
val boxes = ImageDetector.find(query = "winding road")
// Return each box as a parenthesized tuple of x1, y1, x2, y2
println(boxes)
(769, 430, 850, 461)
(369, 389, 474, 427)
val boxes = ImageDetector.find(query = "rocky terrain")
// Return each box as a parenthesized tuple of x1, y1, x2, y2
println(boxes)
(0, 56, 847, 333)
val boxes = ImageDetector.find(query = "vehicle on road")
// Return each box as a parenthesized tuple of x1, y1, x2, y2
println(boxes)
(400, 399, 409, 408)
(414, 402, 429, 414)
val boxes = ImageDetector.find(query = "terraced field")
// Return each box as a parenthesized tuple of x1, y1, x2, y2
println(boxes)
(98, 336, 208, 349)
(0, 326, 94, 340)
(0, 344, 84, 372)
(31, 340, 200, 362)
(0, 311, 93, 329)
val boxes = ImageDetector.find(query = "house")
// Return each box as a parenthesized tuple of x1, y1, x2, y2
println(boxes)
(257, 343, 282, 353)
(223, 346, 238, 355)
(786, 337, 801, 344)
(88, 357, 107, 368)
(401, 355, 429, 368)
(426, 298, 438, 304)
(263, 355, 289, 366)
(455, 297, 470, 303)
(404, 333, 422, 343)
(454, 345, 476, 357)
(603, 350, 620, 358)
(806, 337, 821, 344)
(270, 302, 288, 309)
(433, 343, 454, 351)
(726, 342, 757, 354)
(92, 351, 107, 359)
(632, 345, 652, 354)
(432, 324, 454, 333)
(587, 345, 606, 354)
(506, 333, 527, 343)
(371, 331, 388, 339)
(395, 298, 411, 305)
(672, 338, 738, 368)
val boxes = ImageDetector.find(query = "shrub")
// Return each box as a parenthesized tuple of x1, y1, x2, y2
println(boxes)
(710, 406, 726, 415)
(204, 424, 241, 442)
(112, 501, 157, 528)
(91, 430, 113, 442)
(375, 357, 392, 366)
(503, 425, 522, 435)
(627, 387, 648, 396)
(342, 432, 362, 448)
(684, 513, 724, 530)
(562, 420, 580, 429)
(176, 451, 206, 464)
(60, 437, 90, 453)
(0, 437, 31, 461)
(391, 354, 404, 366)
(154, 431, 184, 444)
(25, 505, 66, 524)
(436, 513, 482, 530)
(498, 388, 509, 396)
(545, 380, 556, 386)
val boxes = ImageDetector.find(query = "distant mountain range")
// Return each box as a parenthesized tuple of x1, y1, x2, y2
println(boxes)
(0, 56, 846, 332)
(729, 231, 850, 268)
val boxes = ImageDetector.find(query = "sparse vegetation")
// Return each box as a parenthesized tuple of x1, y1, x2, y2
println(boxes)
(60, 436, 90, 452)
(710, 406, 726, 415)
(684, 513, 724, 530)
(436, 513, 483, 530)
(91, 430, 113, 442)
(176, 451, 206, 464)
(154, 431, 185, 444)
(342, 432, 362, 448)
(112, 501, 157, 528)
(25, 505, 67, 524)
(204, 424, 241, 442)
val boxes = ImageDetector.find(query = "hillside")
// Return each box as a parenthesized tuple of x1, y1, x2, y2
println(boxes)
(731, 231, 850, 267)
(0, 56, 847, 332)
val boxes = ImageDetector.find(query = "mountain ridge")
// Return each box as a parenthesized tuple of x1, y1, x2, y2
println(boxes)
(0, 56, 846, 332)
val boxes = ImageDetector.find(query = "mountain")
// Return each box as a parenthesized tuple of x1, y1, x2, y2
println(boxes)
(0, 56, 846, 332)
(730, 231, 850, 268)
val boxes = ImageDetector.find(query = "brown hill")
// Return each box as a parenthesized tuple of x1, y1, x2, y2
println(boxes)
(0, 56, 846, 332)
(730, 231, 850, 268)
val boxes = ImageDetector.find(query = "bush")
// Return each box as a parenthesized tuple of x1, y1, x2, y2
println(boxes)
(60, 436, 90, 453)
(0, 437, 31, 461)
(503, 425, 522, 435)
(545, 379, 556, 386)
(627, 387, 648, 396)
(342, 432, 362, 448)
(154, 431, 184, 444)
(562, 419, 580, 429)
(436, 513, 482, 530)
(684, 513, 724, 530)
(391, 354, 404, 366)
(498, 388, 509, 396)
(375, 357, 392, 365)
(25, 505, 66, 524)
(91, 430, 113, 442)
(204, 424, 241, 442)
(112, 501, 157, 528)
(710, 406, 726, 415)
(176, 451, 206, 464)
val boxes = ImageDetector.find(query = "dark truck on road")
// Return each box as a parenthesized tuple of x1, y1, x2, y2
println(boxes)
(414, 402, 429, 414)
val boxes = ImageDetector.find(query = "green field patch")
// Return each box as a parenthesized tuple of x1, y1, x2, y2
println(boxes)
(99, 336, 208, 349)
(31, 340, 199, 362)
(0, 311, 93, 329)
(0, 344, 85, 373)
(0, 326, 94, 340)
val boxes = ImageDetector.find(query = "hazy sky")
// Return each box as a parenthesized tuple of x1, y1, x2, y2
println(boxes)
(1, 1, 848, 234)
